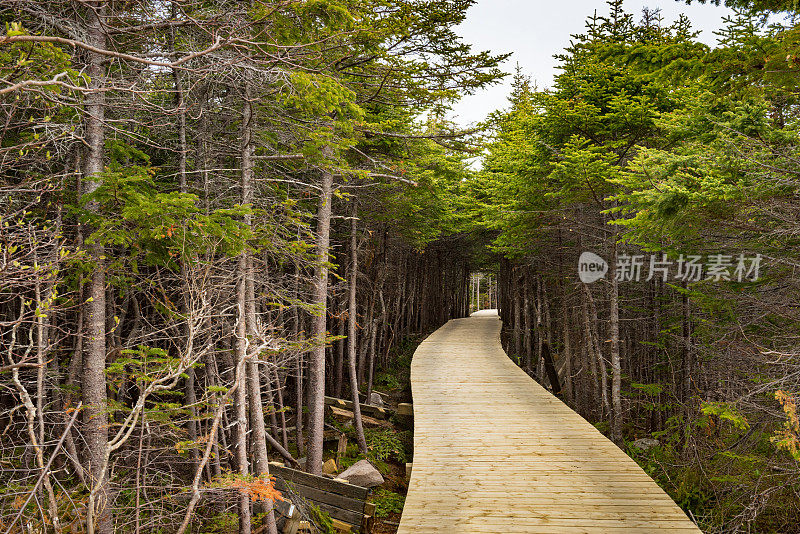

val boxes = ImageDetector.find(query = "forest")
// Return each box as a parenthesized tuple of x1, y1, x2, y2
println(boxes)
(1, 0, 800, 533)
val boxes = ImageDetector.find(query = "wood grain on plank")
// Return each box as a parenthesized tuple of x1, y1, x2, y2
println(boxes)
(397, 310, 702, 534)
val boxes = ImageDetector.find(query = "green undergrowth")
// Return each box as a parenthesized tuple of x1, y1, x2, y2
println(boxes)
(624, 410, 800, 532)
(371, 489, 406, 518)
(323, 334, 421, 533)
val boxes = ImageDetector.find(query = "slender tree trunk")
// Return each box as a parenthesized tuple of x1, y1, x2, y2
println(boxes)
(523, 275, 533, 373)
(233, 297, 252, 534)
(358, 296, 374, 385)
(234, 237, 253, 532)
(335, 314, 345, 398)
(513, 273, 522, 365)
(64, 346, 86, 483)
(307, 162, 334, 475)
(235, 83, 255, 534)
(561, 282, 573, 402)
(170, 14, 188, 195)
(135, 414, 145, 534)
(681, 280, 692, 418)
(82, 4, 111, 532)
(292, 263, 304, 456)
(273, 368, 290, 451)
(366, 314, 378, 401)
(170, 45, 200, 470)
(31, 246, 61, 532)
(263, 372, 280, 443)
(476, 275, 481, 310)
(582, 283, 609, 417)
(199, 84, 212, 215)
(535, 276, 545, 380)
(347, 204, 368, 454)
(240, 85, 277, 533)
(203, 351, 223, 478)
(609, 241, 622, 444)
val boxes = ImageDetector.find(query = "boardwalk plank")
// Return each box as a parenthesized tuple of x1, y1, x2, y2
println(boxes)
(397, 310, 702, 534)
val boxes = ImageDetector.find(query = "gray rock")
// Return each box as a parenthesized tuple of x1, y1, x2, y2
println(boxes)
(338, 459, 384, 488)
(631, 438, 660, 451)
(368, 392, 385, 407)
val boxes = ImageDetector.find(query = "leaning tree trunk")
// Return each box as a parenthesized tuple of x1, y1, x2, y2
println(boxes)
(307, 162, 334, 476)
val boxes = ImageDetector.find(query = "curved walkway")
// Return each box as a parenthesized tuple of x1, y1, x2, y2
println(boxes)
(397, 310, 702, 534)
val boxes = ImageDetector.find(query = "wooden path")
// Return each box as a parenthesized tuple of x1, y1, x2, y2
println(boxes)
(397, 310, 702, 534)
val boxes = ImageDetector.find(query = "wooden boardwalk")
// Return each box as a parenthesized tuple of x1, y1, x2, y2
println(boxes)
(397, 310, 702, 534)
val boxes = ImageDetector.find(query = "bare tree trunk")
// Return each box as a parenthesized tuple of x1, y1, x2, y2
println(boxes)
(82, 4, 111, 532)
(523, 275, 533, 373)
(378, 284, 388, 370)
(202, 351, 223, 478)
(240, 86, 277, 534)
(681, 280, 692, 422)
(135, 414, 145, 534)
(535, 277, 545, 380)
(263, 371, 280, 443)
(170, 12, 188, 195)
(292, 264, 304, 456)
(609, 242, 622, 444)
(513, 273, 522, 365)
(247, 327, 272, 477)
(561, 281, 573, 402)
(347, 204, 368, 454)
(359, 295, 375, 386)
(582, 283, 609, 417)
(199, 84, 212, 215)
(307, 164, 334, 475)
(335, 314, 345, 398)
(234, 84, 254, 534)
(64, 334, 86, 483)
(366, 314, 378, 401)
(31, 245, 61, 532)
(171, 50, 200, 470)
(233, 302, 252, 534)
(557, 231, 573, 402)
(273, 367, 290, 451)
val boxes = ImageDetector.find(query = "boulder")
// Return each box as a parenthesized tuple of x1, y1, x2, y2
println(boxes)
(368, 392, 385, 407)
(631, 438, 660, 451)
(338, 459, 384, 488)
(323, 458, 338, 475)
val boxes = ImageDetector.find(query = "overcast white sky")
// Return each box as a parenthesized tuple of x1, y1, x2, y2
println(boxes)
(449, 0, 735, 126)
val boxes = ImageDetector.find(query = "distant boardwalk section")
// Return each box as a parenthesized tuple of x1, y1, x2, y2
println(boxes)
(398, 310, 702, 534)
